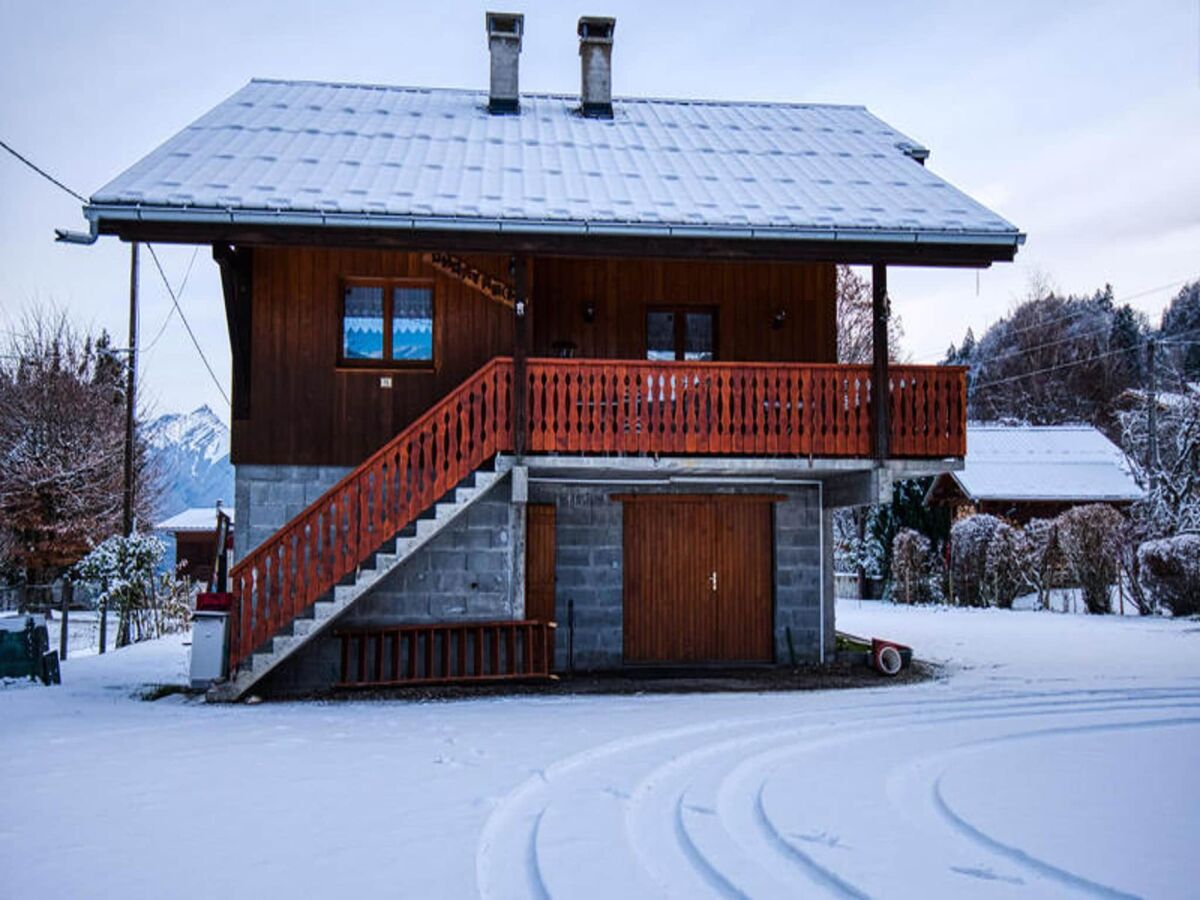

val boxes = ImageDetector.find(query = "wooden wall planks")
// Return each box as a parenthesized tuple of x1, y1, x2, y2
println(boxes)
(232, 248, 835, 466)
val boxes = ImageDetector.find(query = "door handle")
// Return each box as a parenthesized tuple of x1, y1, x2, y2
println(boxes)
(710, 570, 717, 592)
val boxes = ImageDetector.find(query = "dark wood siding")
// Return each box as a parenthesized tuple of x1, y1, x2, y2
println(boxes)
(232, 248, 835, 466)
(622, 495, 774, 663)
(531, 257, 835, 364)
(232, 248, 513, 465)
(525, 504, 557, 623)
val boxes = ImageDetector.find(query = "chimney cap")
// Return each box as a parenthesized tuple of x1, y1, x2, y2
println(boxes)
(577, 16, 615, 42)
(487, 11, 524, 44)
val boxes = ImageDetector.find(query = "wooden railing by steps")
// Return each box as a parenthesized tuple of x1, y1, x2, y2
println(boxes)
(335, 620, 557, 688)
(227, 357, 965, 675)
(228, 358, 512, 671)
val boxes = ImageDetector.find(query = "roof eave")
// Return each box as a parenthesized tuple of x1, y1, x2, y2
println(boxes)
(84, 203, 1023, 266)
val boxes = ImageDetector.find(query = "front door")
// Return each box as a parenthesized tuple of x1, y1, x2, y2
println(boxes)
(622, 495, 774, 663)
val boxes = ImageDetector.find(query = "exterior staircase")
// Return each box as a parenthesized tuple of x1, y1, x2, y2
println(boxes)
(209, 461, 511, 701)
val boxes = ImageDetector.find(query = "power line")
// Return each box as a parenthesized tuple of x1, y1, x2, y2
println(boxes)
(0, 137, 87, 203)
(971, 325, 1200, 391)
(145, 243, 230, 406)
(1, 137, 231, 408)
(911, 274, 1200, 363)
(141, 245, 199, 353)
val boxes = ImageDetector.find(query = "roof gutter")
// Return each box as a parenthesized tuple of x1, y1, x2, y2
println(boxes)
(84, 202, 1026, 248)
(54, 217, 99, 245)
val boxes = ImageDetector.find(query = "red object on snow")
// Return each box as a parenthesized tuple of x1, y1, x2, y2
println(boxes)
(196, 592, 233, 613)
(871, 638, 908, 676)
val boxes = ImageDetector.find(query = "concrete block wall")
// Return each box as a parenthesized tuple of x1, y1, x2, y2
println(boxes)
(773, 487, 833, 663)
(255, 478, 517, 695)
(233, 464, 351, 561)
(529, 484, 625, 670)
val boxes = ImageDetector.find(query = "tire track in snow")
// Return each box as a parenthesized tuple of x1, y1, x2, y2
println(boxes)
(927, 716, 1200, 899)
(476, 687, 1200, 898)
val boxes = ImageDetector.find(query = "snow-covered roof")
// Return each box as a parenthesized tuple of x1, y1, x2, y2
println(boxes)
(87, 79, 1022, 248)
(943, 425, 1143, 503)
(155, 507, 235, 533)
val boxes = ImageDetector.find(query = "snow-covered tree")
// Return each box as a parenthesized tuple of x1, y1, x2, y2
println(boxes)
(1160, 280, 1200, 380)
(890, 528, 931, 604)
(1137, 534, 1200, 617)
(1119, 388, 1200, 539)
(1055, 505, 1124, 614)
(1024, 518, 1066, 610)
(71, 531, 182, 648)
(949, 514, 1003, 606)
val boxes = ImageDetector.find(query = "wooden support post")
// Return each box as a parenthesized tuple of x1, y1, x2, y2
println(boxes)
(213, 244, 253, 420)
(511, 255, 529, 457)
(871, 263, 890, 461)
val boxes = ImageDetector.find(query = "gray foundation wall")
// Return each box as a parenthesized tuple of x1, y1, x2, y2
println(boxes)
(238, 462, 834, 695)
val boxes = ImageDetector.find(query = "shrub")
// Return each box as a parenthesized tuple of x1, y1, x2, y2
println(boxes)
(949, 514, 1003, 606)
(890, 528, 931, 604)
(1138, 534, 1200, 616)
(1055, 504, 1124, 614)
(984, 522, 1033, 609)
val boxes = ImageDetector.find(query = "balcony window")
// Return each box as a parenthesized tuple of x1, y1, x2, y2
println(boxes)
(340, 279, 434, 367)
(646, 307, 716, 361)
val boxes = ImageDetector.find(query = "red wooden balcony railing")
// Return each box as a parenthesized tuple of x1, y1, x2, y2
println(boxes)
(227, 357, 964, 674)
(334, 620, 557, 688)
(228, 358, 512, 671)
(526, 360, 966, 460)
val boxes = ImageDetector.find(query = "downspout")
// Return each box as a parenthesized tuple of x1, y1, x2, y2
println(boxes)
(55, 218, 99, 244)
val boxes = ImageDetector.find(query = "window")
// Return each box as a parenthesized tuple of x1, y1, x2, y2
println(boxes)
(340, 279, 434, 366)
(646, 307, 716, 361)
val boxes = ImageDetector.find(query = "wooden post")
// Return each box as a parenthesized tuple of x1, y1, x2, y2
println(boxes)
(511, 255, 529, 458)
(871, 263, 890, 461)
(59, 579, 71, 660)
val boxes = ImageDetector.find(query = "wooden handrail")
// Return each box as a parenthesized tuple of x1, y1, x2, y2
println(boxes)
(228, 358, 514, 670)
(227, 357, 964, 674)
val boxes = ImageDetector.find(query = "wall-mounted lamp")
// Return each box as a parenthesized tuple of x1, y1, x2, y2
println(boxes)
(582, 301, 597, 323)
(771, 308, 788, 330)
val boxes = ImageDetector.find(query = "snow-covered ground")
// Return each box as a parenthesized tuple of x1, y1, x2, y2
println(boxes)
(1, 602, 1197, 899)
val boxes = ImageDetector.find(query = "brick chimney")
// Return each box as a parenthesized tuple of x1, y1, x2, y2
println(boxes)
(486, 12, 524, 114)
(578, 16, 615, 118)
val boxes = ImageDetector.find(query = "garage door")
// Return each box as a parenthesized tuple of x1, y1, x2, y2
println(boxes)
(622, 495, 774, 663)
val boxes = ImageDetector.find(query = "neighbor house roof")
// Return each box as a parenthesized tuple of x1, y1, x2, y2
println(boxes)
(930, 425, 1143, 504)
(155, 507, 235, 533)
(85, 79, 1022, 252)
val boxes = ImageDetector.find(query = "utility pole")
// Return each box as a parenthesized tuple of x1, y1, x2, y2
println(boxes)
(1146, 337, 1159, 494)
(123, 242, 139, 538)
(101, 242, 138, 654)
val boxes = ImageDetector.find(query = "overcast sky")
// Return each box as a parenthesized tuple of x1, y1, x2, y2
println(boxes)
(1, 0, 1197, 423)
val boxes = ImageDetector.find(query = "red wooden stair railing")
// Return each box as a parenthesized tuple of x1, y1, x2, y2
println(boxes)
(227, 357, 965, 674)
(228, 358, 513, 671)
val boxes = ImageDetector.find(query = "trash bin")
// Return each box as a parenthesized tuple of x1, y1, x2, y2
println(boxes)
(190, 592, 232, 688)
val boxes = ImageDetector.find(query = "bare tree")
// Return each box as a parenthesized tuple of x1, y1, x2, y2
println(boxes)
(0, 306, 159, 626)
(836, 266, 905, 364)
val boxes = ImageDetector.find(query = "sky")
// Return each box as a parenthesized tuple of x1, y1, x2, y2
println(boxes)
(1, 0, 1198, 423)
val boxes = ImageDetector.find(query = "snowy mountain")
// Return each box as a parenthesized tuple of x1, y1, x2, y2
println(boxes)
(146, 405, 233, 521)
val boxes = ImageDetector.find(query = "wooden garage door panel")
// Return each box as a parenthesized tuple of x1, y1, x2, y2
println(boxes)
(526, 504, 557, 623)
(716, 498, 774, 661)
(623, 497, 716, 662)
(623, 495, 772, 664)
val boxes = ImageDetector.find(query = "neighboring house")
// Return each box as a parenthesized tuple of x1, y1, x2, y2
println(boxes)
(72, 14, 1021, 698)
(155, 507, 235, 585)
(925, 425, 1143, 523)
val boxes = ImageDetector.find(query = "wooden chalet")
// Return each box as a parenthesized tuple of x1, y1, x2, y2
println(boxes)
(75, 14, 1022, 698)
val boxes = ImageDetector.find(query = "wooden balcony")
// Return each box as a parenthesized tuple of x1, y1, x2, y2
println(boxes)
(525, 359, 966, 459)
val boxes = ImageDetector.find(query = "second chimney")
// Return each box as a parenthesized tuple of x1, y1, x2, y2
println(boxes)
(578, 16, 615, 118)
(486, 12, 524, 114)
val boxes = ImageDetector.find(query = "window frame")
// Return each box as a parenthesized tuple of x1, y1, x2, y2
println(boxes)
(337, 276, 437, 371)
(645, 305, 719, 362)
